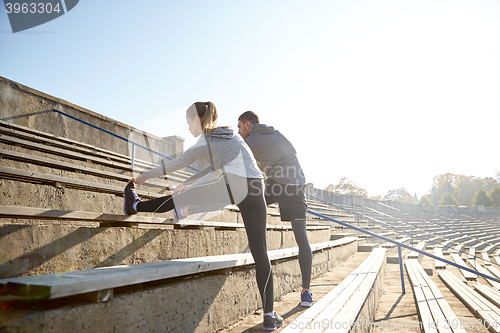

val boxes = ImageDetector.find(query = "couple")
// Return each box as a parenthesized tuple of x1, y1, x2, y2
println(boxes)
(123, 102, 312, 331)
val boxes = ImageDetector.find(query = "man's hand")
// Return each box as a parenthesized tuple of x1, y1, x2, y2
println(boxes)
(172, 183, 188, 195)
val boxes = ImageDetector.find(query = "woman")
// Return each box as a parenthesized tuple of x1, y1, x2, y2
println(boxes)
(123, 101, 283, 331)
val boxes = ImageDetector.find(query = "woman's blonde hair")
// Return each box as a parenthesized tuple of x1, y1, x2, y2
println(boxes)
(187, 101, 218, 133)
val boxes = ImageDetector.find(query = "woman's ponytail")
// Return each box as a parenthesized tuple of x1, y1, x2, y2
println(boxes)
(190, 101, 218, 133)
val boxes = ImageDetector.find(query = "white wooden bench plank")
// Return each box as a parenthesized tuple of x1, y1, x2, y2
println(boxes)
(292, 250, 383, 333)
(484, 252, 492, 266)
(0, 119, 139, 162)
(419, 271, 468, 333)
(0, 131, 189, 182)
(0, 237, 357, 300)
(451, 253, 477, 281)
(325, 251, 386, 333)
(474, 265, 500, 290)
(438, 271, 481, 314)
(474, 284, 500, 309)
(413, 286, 439, 333)
(0, 148, 184, 187)
(434, 247, 446, 269)
(406, 260, 462, 332)
(282, 248, 386, 333)
(439, 270, 498, 314)
(0, 123, 185, 178)
(0, 166, 163, 199)
(453, 245, 464, 253)
(408, 241, 426, 261)
(476, 310, 500, 333)
(0, 133, 134, 172)
(421, 285, 454, 333)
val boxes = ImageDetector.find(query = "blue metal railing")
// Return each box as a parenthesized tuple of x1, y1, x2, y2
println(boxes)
(52, 109, 500, 294)
(53, 109, 200, 172)
(307, 194, 499, 267)
(307, 208, 500, 293)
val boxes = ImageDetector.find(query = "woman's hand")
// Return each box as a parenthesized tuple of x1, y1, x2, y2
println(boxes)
(129, 175, 147, 186)
(172, 183, 188, 195)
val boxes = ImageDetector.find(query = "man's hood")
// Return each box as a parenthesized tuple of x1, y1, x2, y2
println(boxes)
(250, 123, 275, 134)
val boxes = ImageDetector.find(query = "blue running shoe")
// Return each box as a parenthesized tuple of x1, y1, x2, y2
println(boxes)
(263, 311, 283, 331)
(301, 290, 313, 307)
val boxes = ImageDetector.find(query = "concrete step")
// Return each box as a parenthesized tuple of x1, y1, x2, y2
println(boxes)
(330, 232, 356, 240)
(358, 243, 379, 252)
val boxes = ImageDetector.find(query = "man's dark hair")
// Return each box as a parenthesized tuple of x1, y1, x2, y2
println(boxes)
(238, 111, 260, 124)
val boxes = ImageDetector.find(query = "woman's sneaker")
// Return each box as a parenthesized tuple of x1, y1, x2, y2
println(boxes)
(263, 311, 283, 331)
(123, 182, 140, 215)
(301, 290, 313, 307)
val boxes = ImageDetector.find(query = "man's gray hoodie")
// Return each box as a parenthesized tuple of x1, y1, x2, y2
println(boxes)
(245, 123, 306, 185)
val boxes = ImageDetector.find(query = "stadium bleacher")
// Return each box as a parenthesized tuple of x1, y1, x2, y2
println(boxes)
(2, 76, 500, 332)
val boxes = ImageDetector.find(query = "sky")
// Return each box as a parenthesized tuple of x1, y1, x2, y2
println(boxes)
(1, 0, 499, 199)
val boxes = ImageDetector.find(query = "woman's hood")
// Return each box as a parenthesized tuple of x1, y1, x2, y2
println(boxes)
(207, 127, 235, 139)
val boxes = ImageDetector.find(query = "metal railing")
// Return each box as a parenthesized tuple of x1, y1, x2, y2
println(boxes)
(52, 109, 500, 294)
(307, 194, 497, 266)
(53, 109, 200, 172)
(307, 195, 500, 293)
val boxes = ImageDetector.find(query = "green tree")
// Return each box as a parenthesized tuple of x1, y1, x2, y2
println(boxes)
(483, 177, 499, 193)
(472, 189, 492, 207)
(430, 173, 456, 206)
(428, 173, 499, 206)
(383, 188, 416, 204)
(418, 195, 432, 206)
(490, 187, 500, 207)
(440, 192, 459, 206)
(325, 177, 368, 196)
(453, 175, 485, 206)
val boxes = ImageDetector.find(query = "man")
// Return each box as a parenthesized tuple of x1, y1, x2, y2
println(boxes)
(238, 111, 313, 307)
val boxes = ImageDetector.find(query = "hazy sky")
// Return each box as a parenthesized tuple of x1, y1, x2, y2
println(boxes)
(1, 0, 499, 198)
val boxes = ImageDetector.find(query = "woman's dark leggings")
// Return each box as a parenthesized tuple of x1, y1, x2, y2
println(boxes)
(136, 175, 274, 313)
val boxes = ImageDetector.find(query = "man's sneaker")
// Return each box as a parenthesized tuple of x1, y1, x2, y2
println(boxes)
(123, 182, 140, 215)
(301, 290, 313, 307)
(263, 311, 283, 331)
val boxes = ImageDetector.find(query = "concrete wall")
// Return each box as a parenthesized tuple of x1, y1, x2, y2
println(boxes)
(0, 76, 183, 164)
(0, 239, 358, 333)
(0, 220, 331, 279)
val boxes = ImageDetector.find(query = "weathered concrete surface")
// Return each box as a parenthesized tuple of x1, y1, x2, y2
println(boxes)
(0, 239, 358, 333)
(0, 220, 331, 279)
(0, 177, 284, 225)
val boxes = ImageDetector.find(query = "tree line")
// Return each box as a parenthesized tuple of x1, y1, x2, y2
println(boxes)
(325, 171, 500, 207)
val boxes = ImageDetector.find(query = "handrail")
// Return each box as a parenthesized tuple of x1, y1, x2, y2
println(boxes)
(307, 194, 499, 267)
(53, 109, 201, 173)
(307, 208, 500, 293)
